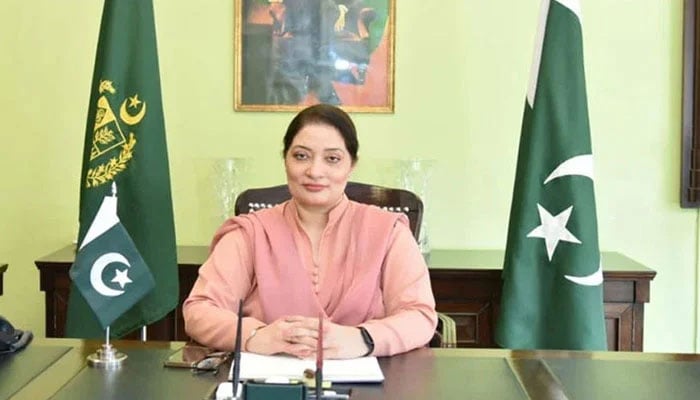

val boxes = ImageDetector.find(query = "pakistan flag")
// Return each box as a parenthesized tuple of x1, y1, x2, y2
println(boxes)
(69, 190, 155, 329)
(66, 0, 178, 338)
(495, 0, 607, 350)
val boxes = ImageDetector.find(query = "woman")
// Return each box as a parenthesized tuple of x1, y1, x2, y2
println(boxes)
(183, 104, 437, 359)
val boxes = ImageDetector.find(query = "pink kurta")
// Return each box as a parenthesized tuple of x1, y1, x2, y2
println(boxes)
(183, 196, 437, 356)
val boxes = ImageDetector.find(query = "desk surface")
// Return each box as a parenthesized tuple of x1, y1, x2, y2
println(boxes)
(0, 344, 70, 400)
(8, 339, 700, 400)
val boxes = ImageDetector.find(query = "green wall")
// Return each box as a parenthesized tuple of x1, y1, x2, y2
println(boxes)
(0, 1, 694, 352)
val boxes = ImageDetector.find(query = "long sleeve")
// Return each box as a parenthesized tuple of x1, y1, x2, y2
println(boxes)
(360, 223, 438, 356)
(182, 228, 266, 351)
(184, 201, 438, 356)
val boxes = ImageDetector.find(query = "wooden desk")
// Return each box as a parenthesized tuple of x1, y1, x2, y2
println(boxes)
(8, 339, 700, 400)
(35, 246, 655, 351)
(0, 263, 6, 295)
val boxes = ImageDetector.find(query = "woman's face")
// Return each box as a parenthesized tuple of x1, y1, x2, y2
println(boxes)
(285, 123, 355, 212)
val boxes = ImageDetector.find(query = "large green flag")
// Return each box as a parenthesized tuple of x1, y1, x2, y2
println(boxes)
(66, 0, 178, 338)
(495, 0, 607, 350)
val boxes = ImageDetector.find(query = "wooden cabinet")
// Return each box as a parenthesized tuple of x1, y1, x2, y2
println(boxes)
(35, 246, 655, 351)
(427, 250, 656, 351)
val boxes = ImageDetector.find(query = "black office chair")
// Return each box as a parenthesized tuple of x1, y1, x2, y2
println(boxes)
(234, 181, 458, 348)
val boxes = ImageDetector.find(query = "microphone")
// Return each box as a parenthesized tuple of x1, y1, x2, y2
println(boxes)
(214, 299, 243, 400)
(315, 314, 323, 399)
(231, 299, 243, 398)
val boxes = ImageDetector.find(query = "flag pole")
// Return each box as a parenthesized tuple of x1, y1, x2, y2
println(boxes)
(115, 180, 148, 344)
(87, 325, 128, 368)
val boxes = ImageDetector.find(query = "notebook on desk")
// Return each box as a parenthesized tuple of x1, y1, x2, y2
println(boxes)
(229, 352, 384, 383)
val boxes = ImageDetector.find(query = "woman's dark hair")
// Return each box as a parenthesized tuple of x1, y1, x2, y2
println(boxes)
(282, 104, 359, 163)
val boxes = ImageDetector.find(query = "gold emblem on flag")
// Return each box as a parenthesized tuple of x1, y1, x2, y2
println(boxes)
(85, 79, 147, 188)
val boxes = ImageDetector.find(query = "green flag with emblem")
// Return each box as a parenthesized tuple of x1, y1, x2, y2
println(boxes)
(69, 190, 155, 329)
(495, 0, 607, 350)
(66, 0, 178, 338)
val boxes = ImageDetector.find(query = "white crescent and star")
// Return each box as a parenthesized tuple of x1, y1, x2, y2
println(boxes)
(526, 154, 603, 286)
(89, 252, 132, 297)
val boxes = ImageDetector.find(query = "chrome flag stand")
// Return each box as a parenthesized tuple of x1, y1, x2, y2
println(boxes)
(87, 326, 127, 368)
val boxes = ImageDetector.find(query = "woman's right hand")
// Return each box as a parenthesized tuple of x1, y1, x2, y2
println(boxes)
(245, 315, 319, 358)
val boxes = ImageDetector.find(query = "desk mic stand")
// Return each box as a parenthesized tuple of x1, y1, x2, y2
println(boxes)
(87, 326, 127, 369)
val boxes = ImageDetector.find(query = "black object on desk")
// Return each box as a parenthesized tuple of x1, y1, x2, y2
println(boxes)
(240, 382, 351, 400)
(243, 382, 306, 400)
(0, 316, 33, 355)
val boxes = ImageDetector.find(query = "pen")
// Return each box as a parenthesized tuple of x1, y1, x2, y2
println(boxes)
(162, 360, 196, 369)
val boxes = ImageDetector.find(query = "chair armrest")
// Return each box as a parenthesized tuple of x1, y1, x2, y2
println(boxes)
(435, 312, 457, 348)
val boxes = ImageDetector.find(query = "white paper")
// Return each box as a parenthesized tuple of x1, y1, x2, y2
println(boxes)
(215, 382, 242, 400)
(229, 352, 384, 383)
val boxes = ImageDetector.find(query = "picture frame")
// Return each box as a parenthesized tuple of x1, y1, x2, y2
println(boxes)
(234, 0, 395, 113)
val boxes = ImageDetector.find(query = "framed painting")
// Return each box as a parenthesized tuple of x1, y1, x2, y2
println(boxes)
(234, 0, 395, 113)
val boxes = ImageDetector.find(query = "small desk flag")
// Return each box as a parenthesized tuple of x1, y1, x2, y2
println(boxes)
(495, 0, 607, 350)
(69, 190, 155, 330)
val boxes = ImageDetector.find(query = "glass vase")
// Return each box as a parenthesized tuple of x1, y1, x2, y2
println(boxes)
(397, 159, 435, 255)
(212, 158, 248, 221)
